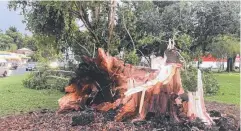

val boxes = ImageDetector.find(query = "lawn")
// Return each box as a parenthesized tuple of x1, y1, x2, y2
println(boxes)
(0, 74, 63, 116)
(206, 72, 240, 105)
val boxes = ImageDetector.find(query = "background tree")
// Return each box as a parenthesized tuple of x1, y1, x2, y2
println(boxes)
(0, 32, 14, 51)
(208, 35, 240, 71)
(0, 26, 37, 52)
(5, 26, 24, 49)
(8, 1, 118, 56)
(23, 35, 37, 51)
(32, 34, 62, 63)
(8, 1, 240, 66)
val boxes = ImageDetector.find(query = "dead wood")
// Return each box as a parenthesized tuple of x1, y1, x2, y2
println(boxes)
(57, 41, 213, 126)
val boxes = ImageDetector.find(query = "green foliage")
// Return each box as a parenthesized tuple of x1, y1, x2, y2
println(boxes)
(8, 44, 18, 51)
(0, 26, 36, 52)
(22, 67, 71, 92)
(208, 35, 240, 58)
(8, 1, 240, 62)
(176, 34, 194, 63)
(5, 26, 24, 49)
(181, 67, 220, 95)
(8, 1, 109, 52)
(137, 35, 162, 47)
(70, 31, 94, 57)
(0, 33, 14, 50)
(181, 67, 198, 92)
(202, 69, 220, 96)
(23, 72, 48, 90)
(124, 50, 140, 65)
(32, 34, 62, 62)
(23, 35, 37, 51)
(135, 1, 240, 56)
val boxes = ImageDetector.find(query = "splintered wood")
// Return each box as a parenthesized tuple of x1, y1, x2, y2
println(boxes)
(57, 41, 213, 125)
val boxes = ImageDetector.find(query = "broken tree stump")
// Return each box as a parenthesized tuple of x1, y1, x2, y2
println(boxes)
(57, 39, 214, 126)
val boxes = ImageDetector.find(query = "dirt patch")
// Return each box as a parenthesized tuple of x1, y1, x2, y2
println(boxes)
(0, 102, 239, 131)
(205, 101, 240, 122)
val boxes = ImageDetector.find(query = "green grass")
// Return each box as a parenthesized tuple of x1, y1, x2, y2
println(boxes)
(0, 74, 63, 116)
(206, 73, 240, 105)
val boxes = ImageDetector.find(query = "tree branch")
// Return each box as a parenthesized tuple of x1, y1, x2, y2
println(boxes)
(73, 1, 101, 45)
(122, 12, 135, 51)
(92, 42, 96, 58)
(136, 49, 151, 67)
(72, 38, 91, 56)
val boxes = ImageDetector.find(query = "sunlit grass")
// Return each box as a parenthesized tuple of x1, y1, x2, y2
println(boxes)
(0, 74, 63, 116)
(206, 73, 240, 105)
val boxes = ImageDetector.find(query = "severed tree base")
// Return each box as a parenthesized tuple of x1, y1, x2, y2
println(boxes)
(57, 48, 214, 126)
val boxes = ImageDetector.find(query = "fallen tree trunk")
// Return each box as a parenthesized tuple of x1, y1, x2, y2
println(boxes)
(57, 39, 214, 125)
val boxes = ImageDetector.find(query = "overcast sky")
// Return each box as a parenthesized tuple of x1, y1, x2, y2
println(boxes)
(0, 1, 31, 35)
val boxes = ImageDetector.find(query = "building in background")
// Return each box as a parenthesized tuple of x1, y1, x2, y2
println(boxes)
(14, 48, 34, 56)
(192, 54, 240, 69)
(0, 51, 31, 66)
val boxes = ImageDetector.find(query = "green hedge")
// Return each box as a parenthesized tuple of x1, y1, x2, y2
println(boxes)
(22, 67, 72, 92)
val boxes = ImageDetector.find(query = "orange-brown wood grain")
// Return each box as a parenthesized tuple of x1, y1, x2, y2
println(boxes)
(57, 48, 188, 122)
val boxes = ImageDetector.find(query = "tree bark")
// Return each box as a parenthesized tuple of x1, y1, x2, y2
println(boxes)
(226, 58, 231, 72)
(222, 57, 225, 71)
(226, 55, 236, 72)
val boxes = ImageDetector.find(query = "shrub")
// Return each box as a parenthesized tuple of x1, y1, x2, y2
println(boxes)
(181, 67, 220, 95)
(23, 67, 71, 92)
(124, 51, 140, 65)
(201, 69, 220, 96)
(180, 67, 198, 92)
(22, 72, 48, 90)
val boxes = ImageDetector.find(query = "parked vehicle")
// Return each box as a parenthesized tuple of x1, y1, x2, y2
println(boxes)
(10, 63, 18, 70)
(0, 59, 11, 77)
(26, 63, 36, 71)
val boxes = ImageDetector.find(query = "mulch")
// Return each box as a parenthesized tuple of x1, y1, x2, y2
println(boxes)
(0, 101, 239, 131)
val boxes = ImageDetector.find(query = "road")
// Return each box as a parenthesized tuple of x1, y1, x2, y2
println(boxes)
(10, 65, 27, 76)
(10, 62, 39, 76)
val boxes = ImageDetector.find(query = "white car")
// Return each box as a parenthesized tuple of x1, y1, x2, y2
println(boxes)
(26, 63, 37, 71)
